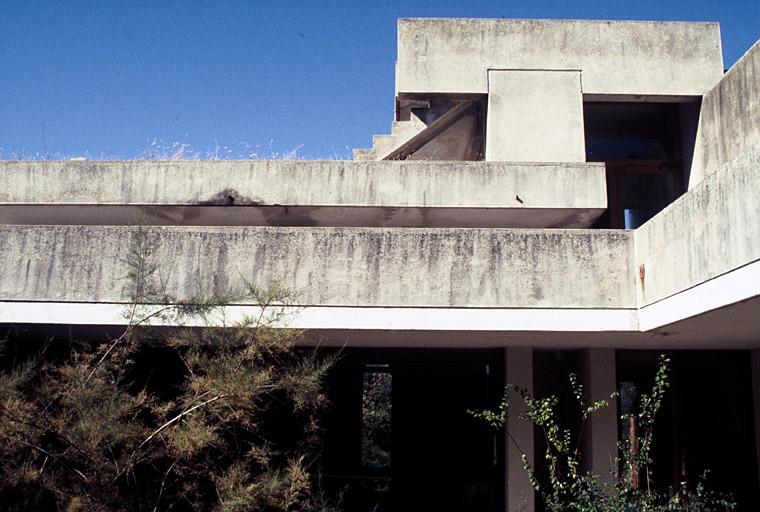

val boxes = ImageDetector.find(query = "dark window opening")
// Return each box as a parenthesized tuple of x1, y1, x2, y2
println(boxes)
(322, 348, 503, 512)
(585, 101, 699, 229)
(361, 368, 392, 469)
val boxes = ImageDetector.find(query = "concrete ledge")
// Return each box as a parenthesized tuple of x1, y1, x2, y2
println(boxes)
(638, 259, 760, 331)
(4, 298, 759, 349)
(0, 225, 635, 309)
(0, 303, 638, 332)
(0, 160, 607, 228)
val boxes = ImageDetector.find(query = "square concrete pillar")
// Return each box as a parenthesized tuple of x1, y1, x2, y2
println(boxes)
(580, 348, 618, 483)
(486, 70, 585, 162)
(505, 346, 534, 512)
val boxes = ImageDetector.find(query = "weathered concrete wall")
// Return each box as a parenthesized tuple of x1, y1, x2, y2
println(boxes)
(0, 225, 635, 309)
(635, 143, 760, 306)
(486, 70, 585, 162)
(689, 40, 760, 188)
(0, 160, 605, 208)
(0, 160, 607, 228)
(397, 18, 723, 96)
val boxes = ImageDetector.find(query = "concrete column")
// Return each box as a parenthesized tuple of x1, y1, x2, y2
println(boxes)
(486, 69, 585, 162)
(751, 350, 760, 489)
(505, 346, 534, 512)
(580, 348, 618, 483)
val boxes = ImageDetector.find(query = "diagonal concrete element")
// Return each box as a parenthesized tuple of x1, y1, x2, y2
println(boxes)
(381, 100, 476, 160)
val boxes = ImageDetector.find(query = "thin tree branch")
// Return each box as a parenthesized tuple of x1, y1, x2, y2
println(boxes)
(153, 461, 177, 512)
(135, 394, 227, 453)
(24, 441, 88, 482)
(85, 305, 177, 384)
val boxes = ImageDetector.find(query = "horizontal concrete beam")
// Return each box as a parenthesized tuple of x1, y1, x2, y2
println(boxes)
(3, 286, 759, 349)
(0, 160, 607, 228)
(396, 18, 723, 96)
(0, 225, 635, 309)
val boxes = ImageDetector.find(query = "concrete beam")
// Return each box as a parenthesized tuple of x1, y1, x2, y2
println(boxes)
(4, 296, 760, 350)
(0, 160, 607, 228)
(486, 70, 585, 162)
(396, 18, 723, 97)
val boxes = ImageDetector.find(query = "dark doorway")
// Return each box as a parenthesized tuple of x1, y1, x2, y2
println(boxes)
(584, 101, 697, 228)
(617, 351, 760, 511)
(321, 348, 504, 512)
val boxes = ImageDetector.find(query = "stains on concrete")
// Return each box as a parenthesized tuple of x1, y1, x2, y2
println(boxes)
(0, 225, 636, 309)
(197, 188, 265, 206)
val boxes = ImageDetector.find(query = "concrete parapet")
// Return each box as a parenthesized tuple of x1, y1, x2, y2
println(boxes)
(636, 143, 760, 307)
(0, 160, 607, 228)
(689, 39, 760, 187)
(0, 225, 635, 309)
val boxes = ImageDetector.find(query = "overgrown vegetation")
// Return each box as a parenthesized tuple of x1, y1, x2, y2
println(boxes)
(0, 227, 338, 511)
(469, 355, 735, 512)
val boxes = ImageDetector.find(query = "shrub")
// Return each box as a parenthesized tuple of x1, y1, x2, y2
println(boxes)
(0, 227, 337, 511)
(469, 355, 735, 512)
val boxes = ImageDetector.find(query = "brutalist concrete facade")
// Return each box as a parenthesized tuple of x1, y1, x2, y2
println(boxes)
(2, 18, 759, 511)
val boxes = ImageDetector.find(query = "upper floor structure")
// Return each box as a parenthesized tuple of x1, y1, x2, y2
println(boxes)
(0, 18, 758, 351)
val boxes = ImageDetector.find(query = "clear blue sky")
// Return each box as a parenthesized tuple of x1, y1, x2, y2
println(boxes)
(1, 0, 758, 160)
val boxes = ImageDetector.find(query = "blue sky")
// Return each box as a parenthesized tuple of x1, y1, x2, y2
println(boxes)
(1, 0, 758, 159)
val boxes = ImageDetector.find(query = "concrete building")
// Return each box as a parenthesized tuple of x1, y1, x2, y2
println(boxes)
(1, 17, 759, 511)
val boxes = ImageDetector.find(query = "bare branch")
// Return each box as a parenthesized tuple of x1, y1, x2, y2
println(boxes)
(136, 394, 227, 453)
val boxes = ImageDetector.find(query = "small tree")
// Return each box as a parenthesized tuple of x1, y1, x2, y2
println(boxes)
(469, 355, 734, 512)
(0, 227, 338, 511)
